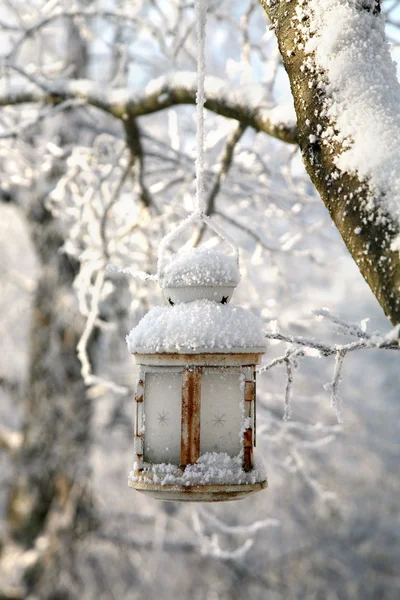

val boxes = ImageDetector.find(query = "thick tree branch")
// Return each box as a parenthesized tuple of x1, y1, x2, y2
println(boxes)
(0, 70, 297, 144)
(261, 0, 400, 325)
(123, 117, 153, 209)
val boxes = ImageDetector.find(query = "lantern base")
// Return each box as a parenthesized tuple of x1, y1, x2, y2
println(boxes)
(128, 479, 267, 502)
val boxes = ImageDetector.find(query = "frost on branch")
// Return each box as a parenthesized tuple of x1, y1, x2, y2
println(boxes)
(261, 311, 400, 423)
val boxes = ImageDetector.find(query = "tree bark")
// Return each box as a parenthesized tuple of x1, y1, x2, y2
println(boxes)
(1, 199, 97, 598)
(1, 21, 97, 599)
(260, 0, 400, 325)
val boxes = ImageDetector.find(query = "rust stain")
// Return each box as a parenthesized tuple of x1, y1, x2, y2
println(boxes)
(135, 454, 144, 470)
(181, 367, 201, 466)
(243, 428, 253, 472)
(134, 352, 264, 367)
(253, 367, 257, 448)
(244, 380, 255, 403)
(129, 479, 267, 502)
(135, 379, 144, 403)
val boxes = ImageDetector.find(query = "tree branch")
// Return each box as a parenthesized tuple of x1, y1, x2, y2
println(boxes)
(259, 316, 399, 421)
(260, 0, 400, 325)
(0, 69, 298, 145)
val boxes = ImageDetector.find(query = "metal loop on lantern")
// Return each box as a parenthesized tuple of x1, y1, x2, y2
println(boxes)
(157, 212, 240, 279)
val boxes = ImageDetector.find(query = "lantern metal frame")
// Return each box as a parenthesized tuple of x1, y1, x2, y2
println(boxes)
(129, 351, 267, 502)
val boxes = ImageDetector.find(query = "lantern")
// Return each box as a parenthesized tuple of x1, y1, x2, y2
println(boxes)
(126, 240, 267, 502)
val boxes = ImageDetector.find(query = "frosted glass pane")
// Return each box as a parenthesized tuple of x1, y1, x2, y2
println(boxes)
(200, 370, 243, 457)
(144, 371, 182, 465)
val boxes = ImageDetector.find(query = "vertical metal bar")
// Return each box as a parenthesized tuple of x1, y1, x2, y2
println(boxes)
(243, 429, 253, 472)
(134, 375, 145, 469)
(253, 366, 257, 448)
(181, 366, 201, 467)
(243, 379, 255, 471)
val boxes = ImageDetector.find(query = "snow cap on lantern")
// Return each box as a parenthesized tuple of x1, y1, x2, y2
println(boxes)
(160, 246, 240, 306)
(127, 299, 266, 355)
(127, 224, 267, 502)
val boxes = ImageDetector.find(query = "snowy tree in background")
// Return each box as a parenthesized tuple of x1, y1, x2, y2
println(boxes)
(0, 1, 399, 598)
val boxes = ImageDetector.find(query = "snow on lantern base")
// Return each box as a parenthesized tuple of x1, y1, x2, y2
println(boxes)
(127, 294, 268, 502)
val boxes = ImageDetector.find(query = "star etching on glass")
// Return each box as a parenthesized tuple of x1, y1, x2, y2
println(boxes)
(212, 412, 226, 428)
(157, 410, 169, 425)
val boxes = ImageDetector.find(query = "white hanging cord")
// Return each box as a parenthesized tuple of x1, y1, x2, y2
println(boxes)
(194, 0, 208, 216)
(108, 0, 239, 283)
(156, 0, 239, 277)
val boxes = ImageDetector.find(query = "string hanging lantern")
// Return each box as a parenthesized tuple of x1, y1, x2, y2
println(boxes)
(124, 0, 268, 501)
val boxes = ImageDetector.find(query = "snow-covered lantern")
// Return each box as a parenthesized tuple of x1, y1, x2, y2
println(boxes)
(127, 224, 267, 501)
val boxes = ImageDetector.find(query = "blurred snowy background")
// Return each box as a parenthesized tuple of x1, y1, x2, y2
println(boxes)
(0, 1, 399, 598)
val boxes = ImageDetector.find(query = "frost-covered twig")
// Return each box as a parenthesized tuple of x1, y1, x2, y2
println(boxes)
(0, 98, 84, 139)
(260, 315, 399, 421)
(264, 328, 400, 356)
(198, 506, 280, 535)
(290, 449, 337, 503)
(76, 270, 105, 384)
(76, 269, 130, 395)
(106, 264, 157, 282)
(283, 357, 293, 421)
(191, 510, 254, 561)
(324, 350, 346, 423)
(314, 308, 371, 339)
(100, 155, 135, 260)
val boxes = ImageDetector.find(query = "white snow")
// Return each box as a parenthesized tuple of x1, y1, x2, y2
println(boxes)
(129, 452, 266, 486)
(268, 103, 297, 131)
(160, 247, 240, 287)
(126, 299, 266, 354)
(106, 264, 157, 282)
(297, 0, 400, 224)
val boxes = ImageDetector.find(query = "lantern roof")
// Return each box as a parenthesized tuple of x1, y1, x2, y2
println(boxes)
(127, 299, 266, 354)
(159, 247, 240, 288)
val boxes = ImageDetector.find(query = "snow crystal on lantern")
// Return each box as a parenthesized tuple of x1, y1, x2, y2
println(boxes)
(130, 452, 266, 486)
(126, 299, 266, 354)
(160, 247, 240, 288)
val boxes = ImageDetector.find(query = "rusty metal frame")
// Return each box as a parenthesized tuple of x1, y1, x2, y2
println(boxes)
(129, 479, 267, 502)
(180, 366, 202, 466)
(253, 366, 257, 447)
(134, 373, 145, 468)
(243, 379, 255, 471)
(134, 360, 259, 476)
(134, 352, 264, 367)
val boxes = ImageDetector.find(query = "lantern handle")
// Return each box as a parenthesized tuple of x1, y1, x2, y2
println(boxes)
(157, 212, 239, 277)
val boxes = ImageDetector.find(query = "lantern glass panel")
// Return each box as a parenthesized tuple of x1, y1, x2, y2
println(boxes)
(143, 370, 182, 464)
(200, 369, 243, 457)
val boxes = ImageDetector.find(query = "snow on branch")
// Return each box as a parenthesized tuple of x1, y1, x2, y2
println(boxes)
(0, 67, 298, 144)
(259, 311, 400, 422)
(198, 506, 280, 535)
(261, 0, 400, 325)
(303, 0, 400, 226)
(191, 510, 255, 561)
